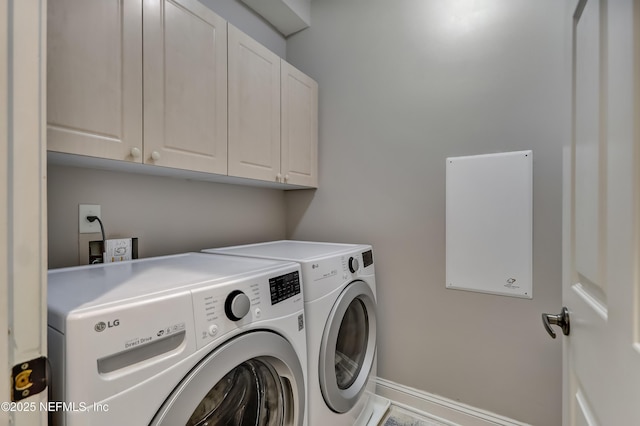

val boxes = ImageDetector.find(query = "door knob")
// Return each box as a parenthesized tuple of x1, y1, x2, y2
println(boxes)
(542, 307, 570, 339)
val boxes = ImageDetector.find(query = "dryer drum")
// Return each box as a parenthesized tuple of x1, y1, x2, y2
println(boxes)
(187, 359, 285, 426)
(319, 280, 377, 414)
(335, 298, 368, 390)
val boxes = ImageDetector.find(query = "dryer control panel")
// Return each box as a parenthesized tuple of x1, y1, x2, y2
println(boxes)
(362, 249, 374, 267)
(301, 248, 375, 302)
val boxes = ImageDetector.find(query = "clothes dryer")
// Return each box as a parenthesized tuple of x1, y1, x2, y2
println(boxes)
(47, 253, 307, 426)
(203, 241, 390, 426)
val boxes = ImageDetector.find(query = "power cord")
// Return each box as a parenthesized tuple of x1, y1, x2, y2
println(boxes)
(86, 215, 106, 242)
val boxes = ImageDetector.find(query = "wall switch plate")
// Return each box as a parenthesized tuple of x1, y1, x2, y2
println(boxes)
(79, 204, 101, 234)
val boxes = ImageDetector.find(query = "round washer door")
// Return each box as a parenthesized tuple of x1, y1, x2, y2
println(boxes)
(319, 280, 377, 413)
(151, 331, 305, 426)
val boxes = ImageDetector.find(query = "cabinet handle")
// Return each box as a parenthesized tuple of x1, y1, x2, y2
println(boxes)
(276, 173, 282, 182)
(284, 174, 289, 183)
(130, 147, 141, 159)
(151, 151, 161, 161)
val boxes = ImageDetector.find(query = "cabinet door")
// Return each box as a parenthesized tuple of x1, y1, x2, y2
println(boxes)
(228, 24, 281, 182)
(144, 0, 227, 174)
(47, 0, 143, 161)
(281, 61, 318, 188)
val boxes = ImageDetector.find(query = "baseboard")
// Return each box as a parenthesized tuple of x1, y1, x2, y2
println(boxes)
(375, 378, 531, 426)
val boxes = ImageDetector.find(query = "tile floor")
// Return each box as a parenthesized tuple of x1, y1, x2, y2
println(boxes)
(379, 405, 448, 426)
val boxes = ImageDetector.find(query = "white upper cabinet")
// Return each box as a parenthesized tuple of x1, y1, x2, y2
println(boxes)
(281, 61, 318, 187)
(47, 0, 143, 161)
(228, 24, 282, 182)
(144, 0, 228, 174)
(228, 25, 318, 187)
(48, 0, 317, 188)
(48, 0, 227, 174)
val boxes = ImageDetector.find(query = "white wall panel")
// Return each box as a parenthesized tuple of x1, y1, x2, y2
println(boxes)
(446, 151, 532, 298)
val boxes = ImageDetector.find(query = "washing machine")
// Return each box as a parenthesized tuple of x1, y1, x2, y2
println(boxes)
(47, 252, 307, 426)
(203, 241, 390, 426)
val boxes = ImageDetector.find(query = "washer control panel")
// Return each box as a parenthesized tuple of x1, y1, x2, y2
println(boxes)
(348, 256, 360, 273)
(225, 290, 251, 321)
(191, 268, 303, 349)
(269, 271, 301, 305)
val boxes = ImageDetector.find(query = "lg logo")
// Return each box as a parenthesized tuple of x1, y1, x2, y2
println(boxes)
(94, 319, 120, 332)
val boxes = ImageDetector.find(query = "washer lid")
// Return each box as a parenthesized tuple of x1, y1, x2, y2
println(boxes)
(205, 240, 370, 262)
(47, 253, 298, 333)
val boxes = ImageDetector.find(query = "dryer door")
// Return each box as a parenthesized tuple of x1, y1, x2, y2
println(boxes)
(319, 280, 377, 413)
(151, 331, 305, 426)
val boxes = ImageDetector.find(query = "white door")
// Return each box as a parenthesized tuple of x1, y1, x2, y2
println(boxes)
(553, 0, 640, 424)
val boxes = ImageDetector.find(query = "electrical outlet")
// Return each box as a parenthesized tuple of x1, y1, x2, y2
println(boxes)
(79, 204, 102, 234)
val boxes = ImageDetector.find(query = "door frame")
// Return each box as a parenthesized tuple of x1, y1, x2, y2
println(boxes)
(0, 0, 48, 425)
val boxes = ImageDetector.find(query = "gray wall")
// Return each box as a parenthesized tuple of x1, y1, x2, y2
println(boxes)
(285, 1, 569, 424)
(47, 166, 287, 268)
(47, 0, 287, 268)
(200, 0, 286, 57)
